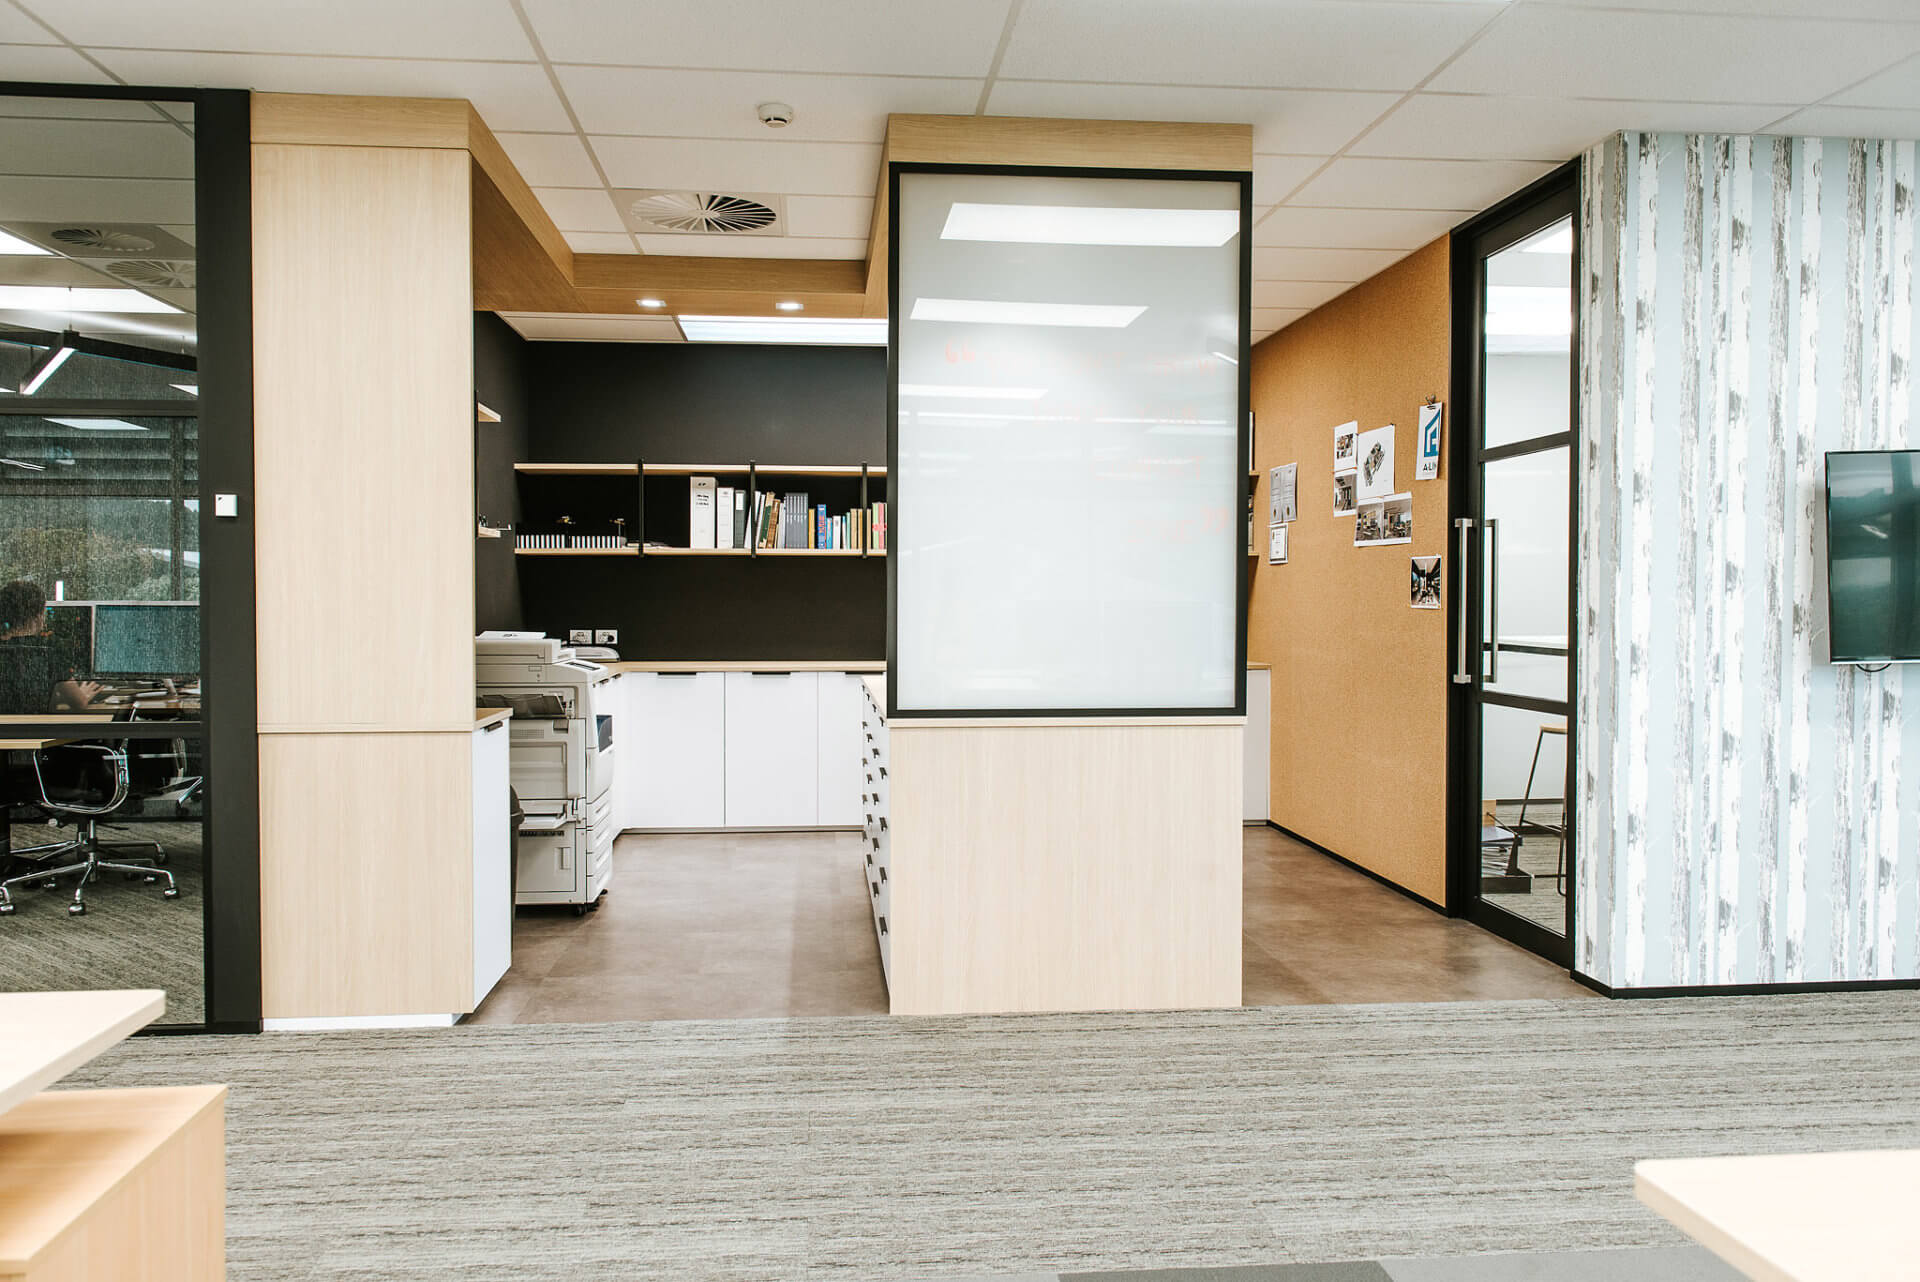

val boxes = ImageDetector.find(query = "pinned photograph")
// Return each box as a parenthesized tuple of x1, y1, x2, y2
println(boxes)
(1354, 493, 1413, 547)
(1333, 421, 1358, 473)
(1411, 555, 1442, 609)
(1333, 471, 1357, 516)
(1356, 424, 1395, 501)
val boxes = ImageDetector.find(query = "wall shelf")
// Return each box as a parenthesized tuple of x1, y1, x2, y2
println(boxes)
(514, 462, 886, 477)
(477, 402, 502, 423)
(511, 546, 885, 558)
(514, 547, 636, 557)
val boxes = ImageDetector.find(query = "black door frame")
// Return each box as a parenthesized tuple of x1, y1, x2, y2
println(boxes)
(1446, 161, 1581, 968)
(0, 82, 259, 1032)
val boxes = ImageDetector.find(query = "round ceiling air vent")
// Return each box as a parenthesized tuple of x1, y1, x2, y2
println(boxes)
(628, 192, 779, 234)
(50, 227, 157, 254)
(103, 260, 196, 289)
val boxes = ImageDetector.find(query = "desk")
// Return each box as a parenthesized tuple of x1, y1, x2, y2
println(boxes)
(0, 989, 225, 1282)
(1636, 1150, 1920, 1281)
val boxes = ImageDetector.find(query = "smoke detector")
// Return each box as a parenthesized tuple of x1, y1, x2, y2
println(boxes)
(757, 102, 794, 129)
(618, 190, 785, 236)
(102, 260, 197, 289)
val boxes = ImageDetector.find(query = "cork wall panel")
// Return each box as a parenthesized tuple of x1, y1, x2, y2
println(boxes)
(1247, 237, 1452, 906)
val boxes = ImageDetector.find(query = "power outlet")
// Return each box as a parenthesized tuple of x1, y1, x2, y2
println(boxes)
(567, 628, 591, 645)
(595, 629, 619, 646)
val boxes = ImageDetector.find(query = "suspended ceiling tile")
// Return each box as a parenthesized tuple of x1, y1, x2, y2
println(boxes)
(1252, 280, 1349, 311)
(1523, 0, 1920, 18)
(1254, 205, 1457, 251)
(0, 118, 193, 181)
(1767, 104, 1920, 139)
(983, 82, 1399, 156)
(628, 234, 866, 259)
(95, 51, 573, 132)
(556, 65, 980, 142)
(1353, 94, 1795, 162)
(563, 230, 637, 254)
(40, 0, 535, 59)
(783, 196, 874, 240)
(1000, 0, 1503, 91)
(0, 44, 114, 84)
(500, 312, 686, 342)
(497, 133, 602, 189)
(521, 0, 1013, 76)
(591, 136, 881, 198)
(1430, 6, 1920, 104)
(1253, 246, 1409, 282)
(1290, 157, 1555, 212)
(1829, 53, 1920, 110)
(0, 175, 193, 224)
(1253, 155, 1330, 206)
(533, 187, 627, 234)
(0, 256, 125, 288)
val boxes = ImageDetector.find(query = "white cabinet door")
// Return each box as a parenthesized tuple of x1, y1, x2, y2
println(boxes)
(1243, 666, 1270, 822)
(606, 672, 639, 831)
(815, 672, 866, 827)
(627, 671, 727, 828)
(471, 720, 512, 1007)
(724, 670, 819, 827)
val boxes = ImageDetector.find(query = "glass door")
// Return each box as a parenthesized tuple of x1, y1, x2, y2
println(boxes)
(1451, 174, 1577, 964)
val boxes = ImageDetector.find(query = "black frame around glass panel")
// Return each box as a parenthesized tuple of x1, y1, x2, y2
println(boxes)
(884, 161, 1253, 720)
(1446, 161, 1580, 970)
(0, 82, 259, 1033)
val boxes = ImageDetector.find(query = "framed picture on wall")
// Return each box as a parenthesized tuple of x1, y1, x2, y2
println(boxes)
(1268, 523, 1288, 564)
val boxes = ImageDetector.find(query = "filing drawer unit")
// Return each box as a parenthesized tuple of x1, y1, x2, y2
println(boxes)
(861, 679, 891, 985)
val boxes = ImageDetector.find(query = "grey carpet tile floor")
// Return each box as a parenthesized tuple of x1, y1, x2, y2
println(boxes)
(0, 817, 204, 1024)
(935, 1245, 1741, 1281)
(66, 991, 1920, 1282)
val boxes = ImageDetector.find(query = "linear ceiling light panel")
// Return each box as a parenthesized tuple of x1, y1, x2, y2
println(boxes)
(676, 315, 888, 345)
(910, 298, 1146, 328)
(18, 333, 75, 394)
(0, 286, 181, 314)
(941, 203, 1240, 247)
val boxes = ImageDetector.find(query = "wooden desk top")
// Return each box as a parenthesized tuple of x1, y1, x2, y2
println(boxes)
(475, 707, 511, 729)
(0, 737, 72, 751)
(0, 990, 165, 1119)
(1636, 1150, 1920, 1282)
(0, 1084, 226, 1274)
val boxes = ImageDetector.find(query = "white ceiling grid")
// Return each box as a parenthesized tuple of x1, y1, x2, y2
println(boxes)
(3, 0, 1918, 342)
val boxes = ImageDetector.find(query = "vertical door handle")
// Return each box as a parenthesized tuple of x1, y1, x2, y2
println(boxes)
(1453, 517, 1474, 684)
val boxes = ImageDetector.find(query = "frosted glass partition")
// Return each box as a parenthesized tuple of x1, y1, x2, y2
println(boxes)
(892, 168, 1246, 714)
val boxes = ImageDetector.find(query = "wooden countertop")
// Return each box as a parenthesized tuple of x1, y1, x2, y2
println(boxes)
(0, 990, 164, 1119)
(0, 1084, 226, 1275)
(609, 660, 886, 674)
(474, 708, 511, 729)
(859, 676, 1246, 728)
(1636, 1150, 1920, 1282)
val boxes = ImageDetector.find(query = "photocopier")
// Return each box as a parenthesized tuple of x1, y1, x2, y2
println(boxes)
(476, 632, 619, 913)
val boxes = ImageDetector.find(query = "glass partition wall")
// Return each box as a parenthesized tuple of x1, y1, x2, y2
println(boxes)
(889, 166, 1250, 716)
(0, 87, 255, 1030)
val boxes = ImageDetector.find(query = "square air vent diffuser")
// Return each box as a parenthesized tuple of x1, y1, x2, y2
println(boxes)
(616, 189, 786, 237)
(2, 222, 196, 260)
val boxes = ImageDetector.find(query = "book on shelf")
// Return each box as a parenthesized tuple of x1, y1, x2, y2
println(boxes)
(716, 485, 734, 549)
(733, 489, 748, 548)
(689, 475, 716, 549)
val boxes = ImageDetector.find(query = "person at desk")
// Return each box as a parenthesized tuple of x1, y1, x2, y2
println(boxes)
(0, 580, 102, 715)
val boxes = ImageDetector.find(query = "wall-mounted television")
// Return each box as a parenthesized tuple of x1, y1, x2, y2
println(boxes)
(1826, 450, 1920, 664)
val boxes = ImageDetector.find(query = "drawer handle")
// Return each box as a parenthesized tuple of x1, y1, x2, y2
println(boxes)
(870, 881, 879, 898)
(878, 866, 887, 882)
(871, 836, 879, 851)
(656, 672, 698, 678)
(877, 916, 887, 936)
(878, 766, 887, 778)
(879, 817, 887, 831)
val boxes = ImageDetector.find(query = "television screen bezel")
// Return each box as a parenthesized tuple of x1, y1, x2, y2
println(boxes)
(1824, 447, 1920, 666)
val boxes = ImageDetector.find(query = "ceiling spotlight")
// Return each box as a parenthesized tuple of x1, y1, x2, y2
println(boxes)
(757, 102, 795, 129)
(20, 330, 77, 395)
(637, 297, 665, 308)
(775, 300, 803, 312)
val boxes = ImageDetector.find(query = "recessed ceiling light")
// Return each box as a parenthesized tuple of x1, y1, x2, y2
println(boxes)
(0, 285, 180, 315)
(0, 229, 50, 256)
(171, 383, 198, 396)
(637, 297, 664, 308)
(899, 383, 1047, 400)
(941, 203, 1240, 248)
(48, 416, 149, 432)
(774, 300, 803, 312)
(677, 315, 886, 345)
(909, 297, 1146, 328)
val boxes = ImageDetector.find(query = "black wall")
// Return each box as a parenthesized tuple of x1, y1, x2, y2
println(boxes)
(474, 312, 530, 632)
(483, 335, 886, 659)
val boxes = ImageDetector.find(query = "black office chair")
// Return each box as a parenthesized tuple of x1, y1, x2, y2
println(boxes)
(0, 741, 179, 917)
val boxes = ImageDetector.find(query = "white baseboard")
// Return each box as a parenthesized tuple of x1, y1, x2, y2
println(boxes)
(262, 1013, 459, 1031)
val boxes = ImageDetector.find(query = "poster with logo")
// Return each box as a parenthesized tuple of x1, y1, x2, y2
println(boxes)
(1415, 402, 1443, 481)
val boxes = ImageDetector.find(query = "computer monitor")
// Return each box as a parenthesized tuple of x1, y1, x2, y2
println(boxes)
(91, 602, 198, 678)
(44, 602, 94, 679)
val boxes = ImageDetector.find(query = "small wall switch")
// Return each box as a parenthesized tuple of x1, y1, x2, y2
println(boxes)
(596, 629, 619, 646)
(214, 493, 239, 518)
(567, 628, 591, 645)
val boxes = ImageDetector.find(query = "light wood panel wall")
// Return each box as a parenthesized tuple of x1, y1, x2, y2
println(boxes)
(258, 734, 474, 1017)
(888, 722, 1242, 1016)
(1247, 238, 1452, 905)
(251, 100, 480, 1019)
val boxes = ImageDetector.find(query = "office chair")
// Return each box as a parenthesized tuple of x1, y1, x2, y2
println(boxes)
(0, 742, 179, 917)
